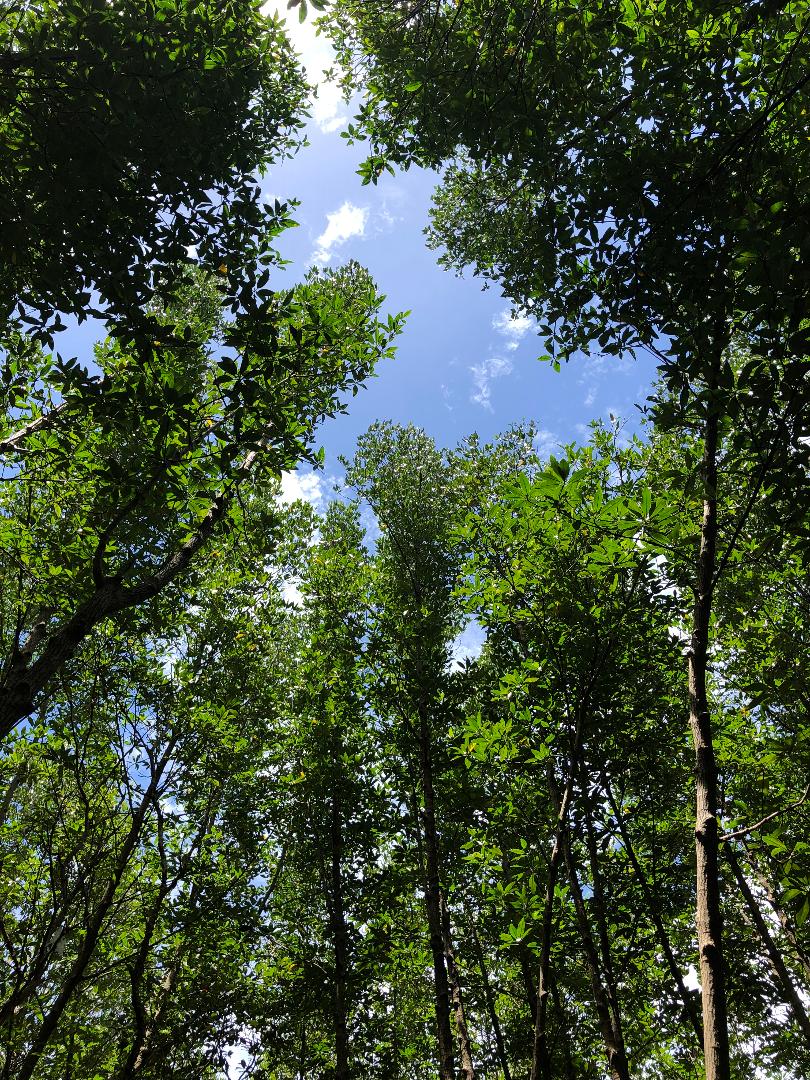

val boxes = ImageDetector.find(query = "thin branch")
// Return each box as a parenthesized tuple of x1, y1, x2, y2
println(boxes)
(721, 784, 810, 843)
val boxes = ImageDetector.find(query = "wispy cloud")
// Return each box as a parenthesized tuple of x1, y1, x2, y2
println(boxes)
(534, 428, 560, 459)
(492, 308, 534, 351)
(279, 468, 325, 509)
(470, 355, 513, 410)
(264, 3, 349, 133)
(312, 201, 368, 265)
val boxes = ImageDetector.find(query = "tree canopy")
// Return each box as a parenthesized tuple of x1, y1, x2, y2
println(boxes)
(1, 0, 307, 336)
(1, 2, 810, 1079)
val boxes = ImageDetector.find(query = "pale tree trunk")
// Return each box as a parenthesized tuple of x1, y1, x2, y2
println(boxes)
(440, 892, 477, 1080)
(687, 401, 731, 1080)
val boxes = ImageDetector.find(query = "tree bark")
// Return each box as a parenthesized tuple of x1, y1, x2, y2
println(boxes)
(687, 403, 731, 1080)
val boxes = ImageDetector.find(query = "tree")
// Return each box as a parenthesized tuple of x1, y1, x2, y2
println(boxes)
(0, 263, 403, 737)
(324, 9, 810, 1075)
(345, 423, 478, 1080)
(0, 0, 307, 336)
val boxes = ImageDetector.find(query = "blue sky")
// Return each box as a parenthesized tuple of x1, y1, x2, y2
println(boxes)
(261, 6, 658, 481)
(54, 5, 659, 503)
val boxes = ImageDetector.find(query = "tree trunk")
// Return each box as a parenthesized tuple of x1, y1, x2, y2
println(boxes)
(330, 782, 351, 1080)
(440, 892, 477, 1080)
(0, 445, 265, 735)
(725, 844, 810, 1045)
(550, 978, 577, 1080)
(13, 740, 176, 1080)
(582, 799, 625, 1051)
(559, 825, 631, 1080)
(531, 825, 564, 1080)
(687, 404, 731, 1080)
(470, 918, 512, 1080)
(418, 702, 456, 1080)
(743, 844, 810, 983)
(530, 712, 585, 1080)
(605, 779, 703, 1046)
(543, 766, 630, 1080)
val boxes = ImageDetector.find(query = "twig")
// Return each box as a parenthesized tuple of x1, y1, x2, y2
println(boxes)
(721, 784, 810, 843)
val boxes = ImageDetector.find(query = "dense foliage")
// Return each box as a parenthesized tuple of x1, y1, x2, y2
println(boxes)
(0, 0, 307, 337)
(2, 418, 809, 1079)
(1, 2, 809, 1079)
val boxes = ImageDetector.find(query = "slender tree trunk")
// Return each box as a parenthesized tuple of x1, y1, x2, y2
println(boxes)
(519, 943, 537, 1025)
(743, 844, 810, 983)
(118, 806, 213, 1079)
(330, 782, 351, 1080)
(470, 918, 512, 1080)
(418, 701, 456, 1080)
(123, 886, 200, 1077)
(14, 740, 176, 1080)
(559, 825, 631, 1080)
(543, 766, 630, 1080)
(605, 780, 703, 1046)
(531, 826, 564, 1080)
(725, 844, 810, 1044)
(549, 978, 577, 1080)
(530, 713, 585, 1080)
(582, 799, 625, 1049)
(687, 402, 730, 1080)
(439, 892, 476, 1080)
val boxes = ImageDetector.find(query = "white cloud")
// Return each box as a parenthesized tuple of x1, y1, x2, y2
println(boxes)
(312, 201, 368, 265)
(449, 621, 486, 670)
(534, 428, 560, 459)
(264, 3, 349, 133)
(492, 308, 533, 351)
(470, 355, 513, 410)
(279, 468, 325, 509)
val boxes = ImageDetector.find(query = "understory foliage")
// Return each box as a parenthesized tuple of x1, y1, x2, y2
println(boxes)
(1, 414, 808, 1079)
